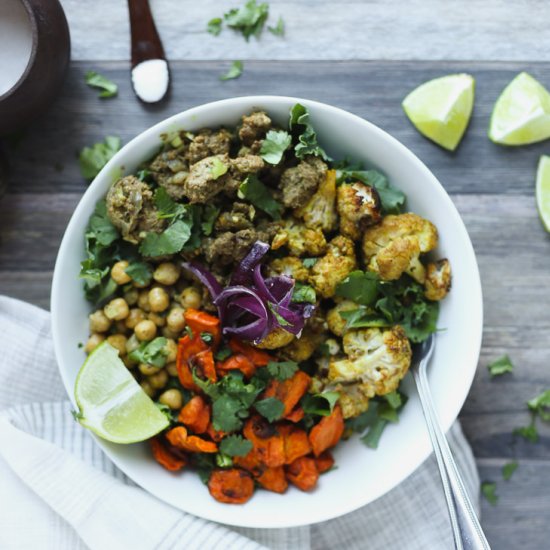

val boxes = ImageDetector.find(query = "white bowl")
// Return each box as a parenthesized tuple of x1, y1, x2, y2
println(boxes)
(51, 96, 482, 528)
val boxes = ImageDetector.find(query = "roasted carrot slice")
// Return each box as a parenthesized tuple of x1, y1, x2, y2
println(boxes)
(217, 353, 256, 378)
(166, 426, 218, 453)
(285, 406, 305, 423)
(228, 338, 273, 366)
(178, 395, 210, 434)
(150, 437, 187, 472)
(208, 469, 255, 504)
(205, 422, 226, 442)
(184, 309, 221, 347)
(191, 349, 217, 382)
(257, 466, 288, 494)
(315, 451, 335, 474)
(263, 371, 311, 417)
(279, 425, 312, 464)
(309, 405, 345, 457)
(176, 335, 207, 392)
(286, 456, 319, 491)
(233, 449, 265, 477)
(243, 416, 285, 468)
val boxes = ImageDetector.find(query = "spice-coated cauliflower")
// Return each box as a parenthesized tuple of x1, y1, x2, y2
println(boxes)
(309, 236, 357, 298)
(328, 326, 412, 396)
(256, 327, 295, 350)
(267, 257, 310, 282)
(362, 213, 438, 283)
(326, 300, 360, 337)
(271, 219, 327, 257)
(424, 259, 452, 301)
(337, 182, 382, 241)
(294, 169, 338, 233)
(281, 330, 323, 362)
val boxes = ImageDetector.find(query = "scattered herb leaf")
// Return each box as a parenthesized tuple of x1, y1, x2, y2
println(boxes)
(210, 157, 229, 179)
(139, 219, 192, 257)
(129, 337, 168, 367)
(336, 270, 379, 306)
(219, 434, 253, 457)
(79, 136, 121, 181)
(527, 390, 550, 421)
(215, 346, 233, 361)
(255, 397, 285, 422)
(220, 60, 244, 81)
(289, 103, 331, 161)
(267, 360, 298, 381)
(260, 129, 292, 164)
(301, 392, 340, 416)
(292, 283, 316, 304)
(238, 175, 283, 219)
(224, 0, 269, 41)
(207, 17, 223, 36)
(215, 453, 233, 468)
(201, 205, 220, 236)
(268, 16, 285, 36)
(85, 71, 118, 98)
(487, 355, 514, 378)
(513, 421, 538, 443)
(481, 482, 498, 506)
(502, 461, 518, 481)
(124, 261, 152, 286)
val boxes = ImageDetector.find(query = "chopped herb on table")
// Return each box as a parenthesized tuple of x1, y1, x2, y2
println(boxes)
(85, 71, 118, 98)
(268, 16, 285, 36)
(220, 61, 243, 81)
(502, 461, 518, 481)
(487, 355, 514, 377)
(223, 0, 269, 41)
(207, 17, 223, 36)
(79, 136, 121, 181)
(481, 482, 498, 506)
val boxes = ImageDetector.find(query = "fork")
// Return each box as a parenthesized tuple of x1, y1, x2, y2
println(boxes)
(411, 334, 491, 550)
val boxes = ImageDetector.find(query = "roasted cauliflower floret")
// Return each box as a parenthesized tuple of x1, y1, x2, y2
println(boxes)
(256, 327, 295, 350)
(295, 169, 337, 232)
(281, 330, 322, 362)
(309, 236, 357, 298)
(333, 383, 374, 418)
(362, 213, 438, 283)
(328, 326, 411, 396)
(424, 259, 452, 301)
(337, 182, 381, 241)
(326, 300, 359, 337)
(271, 219, 327, 257)
(267, 257, 310, 282)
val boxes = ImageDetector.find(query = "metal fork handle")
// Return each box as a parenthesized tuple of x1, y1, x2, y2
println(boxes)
(413, 365, 491, 550)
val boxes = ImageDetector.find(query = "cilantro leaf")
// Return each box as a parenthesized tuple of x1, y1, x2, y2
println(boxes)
(268, 16, 285, 36)
(216, 453, 233, 468)
(210, 157, 229, 179)
(207, 17, 223, 36)
(79, 136, 121, 181)
(302, 257, 318, 268)
(502, 461, 518, 481)
(336, 270, 379, 306)
(301, 392, 340, 416)
(268, 302, 292, 327)
(215, 346, 232, 361)
(267, 360, 298, 381)
(212, 395, 245, 432)
(153, 187, 187, 220)
(129, 337, 168, 367)
(238, 175, 283, 219)
(360, 417, 388, 449)
(481, 482, 498, 506)
(486, 355, 514, 378)
(292, 283, 316, 304)
(255, 397, 285, 422)
(260, 130, 292, 165)
(527, 390, 550, 421)
(224, 0, 269, 40)
(289, 103, 331, 161)
(220, 60, 243, 81)
(124, 261, 152, 286)
(88, 200, 119, 246)
(219, 434, 253, 457)
(339, 308, 389, 330)
(155, 402, 177, 424)
(139, 219, 192, 257)
(513, 422, 538, 443)
(85, 71, 118, 98)
(201, 205, 220, 236)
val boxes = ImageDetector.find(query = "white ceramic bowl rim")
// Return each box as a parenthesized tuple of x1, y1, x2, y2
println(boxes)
(51, 95, 483, 528)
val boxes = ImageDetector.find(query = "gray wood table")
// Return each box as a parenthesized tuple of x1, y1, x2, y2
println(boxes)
(2, 1, 550, 548)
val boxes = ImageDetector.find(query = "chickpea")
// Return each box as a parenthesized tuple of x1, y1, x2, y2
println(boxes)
(124, 288, 139, 306)
(132, 278, 149, 289)
(126, 308, 146, 329)
(148, 311, 166, 327)
(115, 320, 129, 334)
(107, 334, 127, 355)
(84, 333, 105, 353)
(162, 326, 181, 340)
(135, 319, 157, 341)
(167, 307, 186, 332)
(104, 298, 130, 321)
(153, 262, 180, 286)
(148, 369, 168, 389)
(139, 363, 160, 376)
(126, 333, 140, 355)
(180, 287, 202, 310)
(164, 338, 178, 363)
(158, 388, 183, 410)
(111, 260, 132, 285)
(89, 310, 111, 333)
(166, 361, 178, 377)
(137, 290, 151, 312)
(140, 380, 155, 398)
(148, 287, 170, 313)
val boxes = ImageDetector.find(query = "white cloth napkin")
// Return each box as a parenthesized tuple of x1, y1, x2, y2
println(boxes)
(0, 296, 480, 550)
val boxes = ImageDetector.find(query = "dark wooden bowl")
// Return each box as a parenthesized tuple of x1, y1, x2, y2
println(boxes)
(0, 0, 70, 137)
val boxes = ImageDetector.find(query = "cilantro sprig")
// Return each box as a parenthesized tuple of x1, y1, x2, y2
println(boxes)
(219, 434, 253, 457)
(224, 0, 269, 41)
(289, 103, 331, 161)
(79, 136, 121, 181)
(85, 71, 118, 98)
(487, 355, 514, 377)
(238, 175, 283, 219)
(260, 130, 292, 165)
(129, 337, 168, 367)
(220, 61, 243, 81)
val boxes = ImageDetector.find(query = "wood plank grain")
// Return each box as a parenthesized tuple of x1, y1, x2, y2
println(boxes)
(60, 0, 550, 62)
(5, 61, 550, 196)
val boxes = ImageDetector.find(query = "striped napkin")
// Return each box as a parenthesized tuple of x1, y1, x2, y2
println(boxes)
(0, 296, 480, 550)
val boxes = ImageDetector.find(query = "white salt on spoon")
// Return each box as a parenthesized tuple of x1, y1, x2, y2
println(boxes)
(131, 59, 169, 103)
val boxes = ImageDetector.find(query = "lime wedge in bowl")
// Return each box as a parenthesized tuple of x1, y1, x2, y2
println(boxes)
(402, 73, 475, 151)
(489, 72, 550, 146)
(536, 155, 550, 232)
(74, 342, 169, 443)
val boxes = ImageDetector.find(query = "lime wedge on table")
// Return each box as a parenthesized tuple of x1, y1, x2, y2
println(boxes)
(489, 72, 550, 145)
(74, 342, 169, 443)
(536, 155, 550, 232)
(402, 73, 475, 151)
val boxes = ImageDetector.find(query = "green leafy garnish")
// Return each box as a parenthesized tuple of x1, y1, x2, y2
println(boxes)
(289, 103, 331, 161)
(155, 402, 177, 424)
(200, 332, 213, 344)
(487, 355, 514, 377)
(336, 270, 379, 306)
(238, 175, 283, 219)
(255, 397, 285, 422)
(79, 136, 121, 181)
(527, 389, 550, 421)
(219, 434, 253, 457)
(302, 257, 318, 268)
(513, 421, 538, 443)
(85, 71, 118, 98)
(201, 205, 220, 236)
(224, 0, 269, 40)
(268, 302, 292, 327)
(292, 283, 316, 304)
(153, 187, 187, 220)
(129, 337, 168, 367)
(210, 157, 229, 179)
(301, 392, 340, 416)
(139, 219, 192, 257)
(215, 346, 233, 361)
(268, 16, 285, 36)
(267, 360, 298, 381)
(260, 130, 292, 164)
(124, 261, 152, 286)
(207, 17, 223, 36)
(339, 308, 388, 330)
(481, 482, 498, 506)
(216, 453, 233, 468)
(220, 60, 244, 81)
(502, 461, 518, 481)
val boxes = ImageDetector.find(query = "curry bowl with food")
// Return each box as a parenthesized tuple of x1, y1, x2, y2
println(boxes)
(51, 96, 482, 528)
